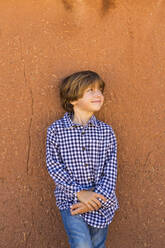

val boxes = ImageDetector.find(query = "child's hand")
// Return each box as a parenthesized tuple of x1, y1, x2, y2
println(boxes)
(77, 190, 107, 211)
(70, 202, 91, 215)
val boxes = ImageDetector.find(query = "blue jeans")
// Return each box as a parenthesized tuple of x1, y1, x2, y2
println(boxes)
(60, 209, 109, 248)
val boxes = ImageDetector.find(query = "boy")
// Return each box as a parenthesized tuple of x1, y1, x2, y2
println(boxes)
(46, 71, 119, 248)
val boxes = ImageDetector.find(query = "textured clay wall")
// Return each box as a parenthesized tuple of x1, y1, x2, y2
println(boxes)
(0, 1, 165, 247)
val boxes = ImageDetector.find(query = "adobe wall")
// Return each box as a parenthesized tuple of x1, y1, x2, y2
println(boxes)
(0, 1, 165, 247)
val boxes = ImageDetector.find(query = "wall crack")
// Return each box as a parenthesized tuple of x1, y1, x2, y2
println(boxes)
(19, 37, 34, 175)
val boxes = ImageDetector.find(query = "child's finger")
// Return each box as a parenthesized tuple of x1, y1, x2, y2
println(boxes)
(71, 203, 83, 210)
(71, 209, 79, 215)
(90, 200, 99, 210)
(92, 198, 102, 208)
(94, 193, 107, 202)
(70, 203, 80, 210)
(71, 206, 84, 215)
(86, 202, 96, 211)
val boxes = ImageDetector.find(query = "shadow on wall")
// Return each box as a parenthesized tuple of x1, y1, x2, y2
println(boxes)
(62, 0, 73, 10)
(62, 0, 116, 15)
(101, 0, 115, 15)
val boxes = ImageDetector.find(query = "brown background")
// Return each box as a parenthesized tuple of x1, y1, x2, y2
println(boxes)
(0, 0, 165, 247)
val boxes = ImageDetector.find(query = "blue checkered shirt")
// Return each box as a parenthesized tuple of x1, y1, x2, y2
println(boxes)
(46, 112, 119, 228)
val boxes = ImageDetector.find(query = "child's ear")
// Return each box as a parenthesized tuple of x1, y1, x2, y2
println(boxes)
(70, 100, 77, 106)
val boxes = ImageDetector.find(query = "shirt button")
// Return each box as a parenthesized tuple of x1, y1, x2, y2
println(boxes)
(82, 146, 86, 151)
(82, 131, 85, 135)
(85, 163, 88, 167)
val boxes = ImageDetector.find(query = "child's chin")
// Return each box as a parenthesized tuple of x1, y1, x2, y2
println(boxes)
(92, 107, 102, 112)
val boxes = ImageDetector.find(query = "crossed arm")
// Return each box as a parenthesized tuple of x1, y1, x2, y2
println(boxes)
(70, 190, 107, 215)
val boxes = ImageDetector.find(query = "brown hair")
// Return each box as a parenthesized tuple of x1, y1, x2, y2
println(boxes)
(60, 70, 105, 112)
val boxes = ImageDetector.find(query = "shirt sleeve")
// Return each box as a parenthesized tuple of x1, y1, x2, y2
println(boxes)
(94, 129, 118, 209)
(46, 126, 83, 200)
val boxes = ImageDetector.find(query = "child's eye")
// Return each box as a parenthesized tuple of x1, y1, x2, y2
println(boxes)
(87, 88, 93, 92)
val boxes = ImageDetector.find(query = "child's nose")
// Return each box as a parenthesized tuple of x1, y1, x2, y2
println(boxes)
(94, 90, 102, 96)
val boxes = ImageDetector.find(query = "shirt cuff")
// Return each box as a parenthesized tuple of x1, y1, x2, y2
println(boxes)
(95, 186, 116, 209)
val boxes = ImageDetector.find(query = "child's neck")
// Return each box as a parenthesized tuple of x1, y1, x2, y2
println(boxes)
(72, 109, 94, 126)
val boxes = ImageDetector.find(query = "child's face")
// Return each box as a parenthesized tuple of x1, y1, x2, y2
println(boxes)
(71, 82, 104, 114)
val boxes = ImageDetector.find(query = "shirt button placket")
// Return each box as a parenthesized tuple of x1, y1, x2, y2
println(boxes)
(82, 130, 85, 135)
(81, 128, 89, 169)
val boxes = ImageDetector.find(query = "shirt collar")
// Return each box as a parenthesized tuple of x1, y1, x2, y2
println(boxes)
(63, 112, 98, 129)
